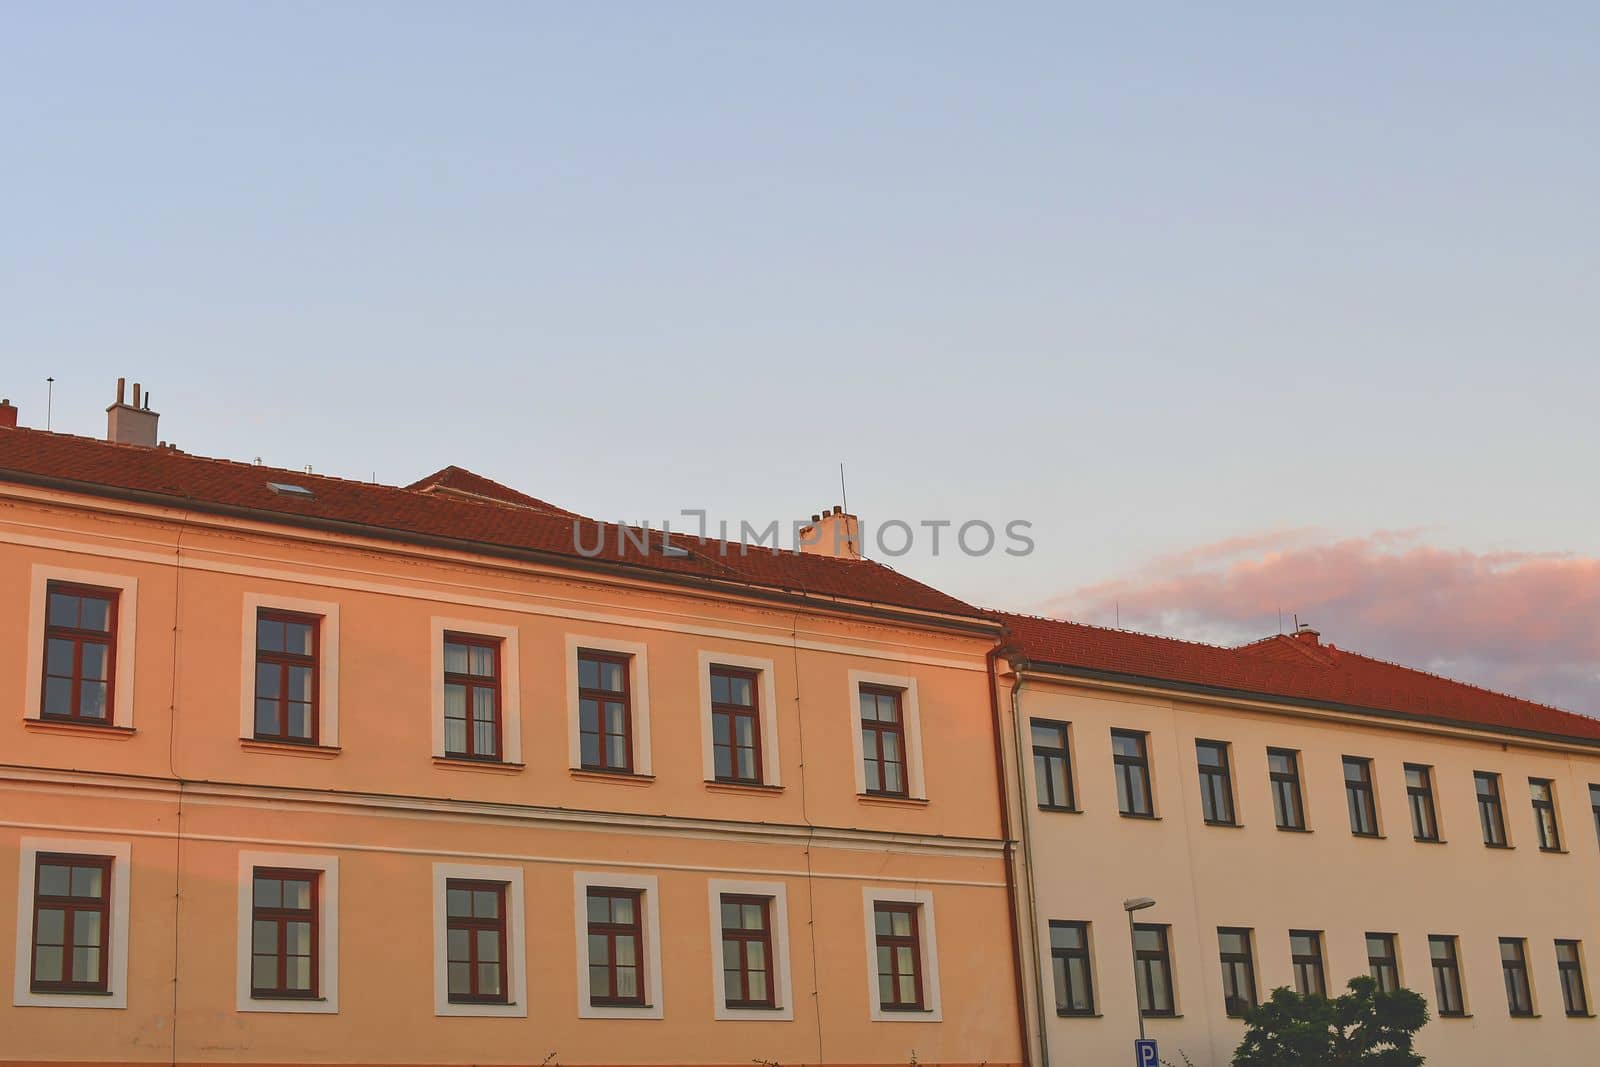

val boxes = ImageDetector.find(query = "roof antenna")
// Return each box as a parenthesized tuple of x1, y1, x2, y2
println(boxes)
(1116, 600, 1120, 629)
(45, 376, 54, 431)
(838, 462, 849, 514)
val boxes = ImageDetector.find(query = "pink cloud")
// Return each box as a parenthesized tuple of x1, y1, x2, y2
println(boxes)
(1038, 532, 1600, 714)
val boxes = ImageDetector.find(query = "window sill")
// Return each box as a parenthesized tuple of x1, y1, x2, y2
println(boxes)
(1439, 1012, 1473, 1019)
(705, 780, 784, 796)
(1057, 1010, 1102, 1018)
(1143, 1012, 1183, 1019)
(1565, 1012, 1597, 1020)
(1484, 842, 1515, 850)
(1539, 847, 1569, 855)
(28, 987, 114, 997)
(1351, 832, 1387, 840)
(434, 756, 525, 774)
(858, 793, 930, 808)
(1119, 812, 1161, 821)
(1414, 837, 1448, 845)
(1510, 1013, 1542, 1020)
(1204, 820, 1244, 829)
(1038, 804, 1082, 814)
(251, 994, 328, 1003)
(570, 768, 656, 786)
(1276, 826, 1313, 833)
(24, 719, 137, 739)
(241, 739, 341, 758)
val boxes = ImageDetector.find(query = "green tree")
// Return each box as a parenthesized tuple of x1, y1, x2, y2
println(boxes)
(1232, 976, 1429, 1067)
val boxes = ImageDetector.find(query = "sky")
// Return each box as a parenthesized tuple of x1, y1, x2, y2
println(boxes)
(3, 4, 1598, 710)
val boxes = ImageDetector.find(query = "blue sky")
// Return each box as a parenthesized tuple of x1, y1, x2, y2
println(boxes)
(4, 4, 1598, 704)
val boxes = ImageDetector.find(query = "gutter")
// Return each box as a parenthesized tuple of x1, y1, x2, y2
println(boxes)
(0, 470, 1000, 639)
(1007, 669, 1051, 1067)
(986, 645, 1034, 1067)
(1014, 659, 1600, 752)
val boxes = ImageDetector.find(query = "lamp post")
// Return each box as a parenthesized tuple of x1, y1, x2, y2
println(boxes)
(1124, 897, 1157, 1044)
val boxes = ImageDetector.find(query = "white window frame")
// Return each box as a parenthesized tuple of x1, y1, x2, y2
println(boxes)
(697, 651, 781, 786)
(848, 669, 927, 799)
(862, 886, 942, 1022)
(707, 879, 794, 1020)
(239, 592, 341, 746)
(24, 565, 139, 729)
(236, 850, 339, 1013)
(431, 863, 527, 1017)
(12, 837, 132, 1009)
(565, 635, 652, 775)
(430, 618, 523, 763)
(572, 871, 663, 1019)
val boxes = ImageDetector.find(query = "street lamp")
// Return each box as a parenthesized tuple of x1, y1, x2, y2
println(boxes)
(1124, 897, 1157, 1043)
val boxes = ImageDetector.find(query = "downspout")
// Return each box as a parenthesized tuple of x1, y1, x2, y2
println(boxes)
(1008, 665, 1051, 1067)
(987, 645, 1035, 1067)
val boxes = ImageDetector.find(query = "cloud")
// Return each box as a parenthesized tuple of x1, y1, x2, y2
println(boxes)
(1037, 531, 1600, 713)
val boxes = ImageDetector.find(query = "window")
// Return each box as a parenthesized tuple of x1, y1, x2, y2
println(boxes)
(253, 610, 320, 744)
(1530, 779, 1562, 852)
(1133, 924, 1175, 1017)
(40, 583, 119, 724)
(445, 880, 507, 1003)
(1218, 928, 1257, 1017)
(432, 863, 526, 1018)
(873, 902, 924, 1011)
(1591, 785, 1600, 847)
(1430, 936, 1465, 1017)
(573, 872, 661, 1019)
(1557, 940, 1589, 1017)
(1367, 933, 1399, 993)
(1196, 740, 1236, 825)
(711, 666, 763, 784)
(1268, 748, 1306, 830)
(1477, 772, 1508, 847)
(720, 895, 775, 1009)
(578, 650, 634, 773)
(250, 868, 319, 999)
(586, 888, 645, 1006)
(1031, 720, 1076, 811)
(29, 854, 111, 994)
(1344, 757, 1378, 836)
(1290, 930, 1325, 997)
(1405, 764, 1440, 842)
(1500, 938, 1533, 1016)
(443, 634, 502, 760)
(860, 685, 909, 797)
(1049, 921, 1095, 1016)
(1112, 730, 1154, 817)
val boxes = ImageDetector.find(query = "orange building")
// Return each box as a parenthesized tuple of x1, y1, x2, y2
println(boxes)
(0, 387, 1025, 1066)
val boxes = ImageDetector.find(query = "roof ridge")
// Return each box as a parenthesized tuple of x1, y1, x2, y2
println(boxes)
(990, 608, 1239, 653)
(1327, 644, 1596, 723)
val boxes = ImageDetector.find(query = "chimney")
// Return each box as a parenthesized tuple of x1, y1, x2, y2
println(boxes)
(797, 504, 862, 560)
(105, 377, 160, 447)
(0, 398, 15, 429)
(1293, 625, 1321, 647)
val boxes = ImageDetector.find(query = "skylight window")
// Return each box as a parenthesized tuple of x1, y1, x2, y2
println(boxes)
(266, 482, 314, 498)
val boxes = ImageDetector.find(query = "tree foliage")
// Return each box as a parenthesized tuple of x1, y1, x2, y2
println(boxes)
(1232, 976, 1429, 1067)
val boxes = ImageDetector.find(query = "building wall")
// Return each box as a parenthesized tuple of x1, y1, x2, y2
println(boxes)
(0, 485, 1022, 1066)
(1005, 666, 1600, 1067)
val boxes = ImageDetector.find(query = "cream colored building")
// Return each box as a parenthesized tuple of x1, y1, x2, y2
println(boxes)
(996, 614, 1600, 1067)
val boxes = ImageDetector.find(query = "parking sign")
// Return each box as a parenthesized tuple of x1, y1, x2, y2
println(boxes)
(1135, 1038, 1159, 1066)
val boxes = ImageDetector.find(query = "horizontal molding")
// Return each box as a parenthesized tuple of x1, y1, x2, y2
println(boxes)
(0, 764, 1007, 862)
(0, 521, 988, 672)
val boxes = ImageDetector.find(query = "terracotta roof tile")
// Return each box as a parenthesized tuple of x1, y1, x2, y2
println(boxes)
(997, 611, 1600, 743)
(0, 427, 980, 621)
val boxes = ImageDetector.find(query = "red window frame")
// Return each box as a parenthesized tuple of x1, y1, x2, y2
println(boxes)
(29, 853, 112, 994)
(445, 879, 508, 1004)
(443, 633, 503, 761)
(720, 894, 776, 1009)
(586, 887, 645, 1007)
(578, 650, 633, 773)
(40, 582, 119, 725)
(860, 685, 909, 798)
(253, 610, 321, 744)
(873, 901, 925, 1011)
(250, 867, 320, 999)
(710, 666, 763, 785)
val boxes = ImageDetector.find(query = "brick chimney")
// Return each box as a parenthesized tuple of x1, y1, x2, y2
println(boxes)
(1293, 625, 1321, 647)
(798, 505, 861, 560)
(106, 378, 159, 447)
(0, 398, 16, 428)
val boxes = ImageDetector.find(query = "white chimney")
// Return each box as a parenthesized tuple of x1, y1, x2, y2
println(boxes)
(797, 505, 861, 560)
(106, 377, 160, 447)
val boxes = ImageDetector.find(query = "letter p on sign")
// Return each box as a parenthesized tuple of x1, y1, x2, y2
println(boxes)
(1135, 1038, 1159, 1066)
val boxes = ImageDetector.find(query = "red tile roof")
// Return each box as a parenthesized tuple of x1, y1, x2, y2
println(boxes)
(0, 427, 983, 622)
(998, 611, 1600, 744)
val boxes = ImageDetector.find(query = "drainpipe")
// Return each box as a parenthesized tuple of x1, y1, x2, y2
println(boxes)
(987, 645, 1036, 1067)
(1008, 664, 1051, 1067)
